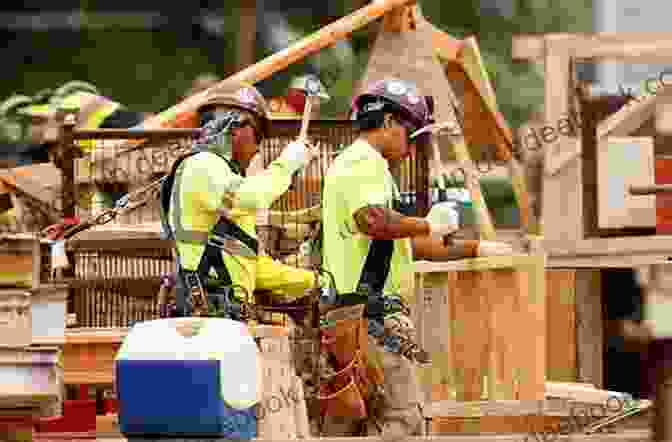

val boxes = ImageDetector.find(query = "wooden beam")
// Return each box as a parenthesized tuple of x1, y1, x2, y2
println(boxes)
(547, 254, 672, 268)
(513, 32, 672, 62)
(574, 270, 603, 388)
(456, 37, 530, 233)
(413, 254, 543, 273)
(544, 138, 581, 177)
(656, 103, 672, 134)
(597, 137, 656, 229)
(143, 0, 419, 129)
(511, 34, 545, 60)
(545, 235, 672, 257)
(381, 4, 417, 33)
(65, 328, 129, 344)
(423, 399, 558, 418)
(630, 184, 672, 195)
(541, 39, 582, 242)
(432, 27, 463, 63)
(597, 84, 672, 139)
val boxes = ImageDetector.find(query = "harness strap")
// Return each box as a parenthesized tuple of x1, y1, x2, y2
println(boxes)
(159, 148, 258, 316)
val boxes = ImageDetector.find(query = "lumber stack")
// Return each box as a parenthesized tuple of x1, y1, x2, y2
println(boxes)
(0, 237, 63, 440)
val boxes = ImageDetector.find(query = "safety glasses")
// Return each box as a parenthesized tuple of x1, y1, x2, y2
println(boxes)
(212, 109, 263, 143)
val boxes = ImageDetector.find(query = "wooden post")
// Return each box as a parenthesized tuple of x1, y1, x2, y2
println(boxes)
(237, 0, 257, 71)
(575, 269, 603, 388)
(31, 234, 40, 290)
(59, 115, 77, 221)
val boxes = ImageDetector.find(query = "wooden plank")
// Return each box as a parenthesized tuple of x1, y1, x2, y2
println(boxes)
(424, 399, 560, 417)
(65, 328, 129, 345)
(545, 270, 577, 382)
(547, 254, 672, 268)
(545, 235, 672, 256)
(511, 34, 546, 60)
(417, 255, 546, 402)
(137, 0, 419, 132)
(62, 341, 121, 385)
(545, 137, 581, 177)
(456, 38, 530, 233)
(575, 270, 603, 388)
(541, 41, 581, 242)
(430, 416, 561, 434)
(656, 102, 672, 134)
(597, 137, 656, 229)
(598, 85, 672, 139)
(0, 254, 33, 276)
(414, 254, 542, 273)
(381, 4, 417, 33)
(512, 32, 672, 62)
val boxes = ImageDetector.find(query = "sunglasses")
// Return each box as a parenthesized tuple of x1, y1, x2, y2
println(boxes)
(211, 109, 264, 143)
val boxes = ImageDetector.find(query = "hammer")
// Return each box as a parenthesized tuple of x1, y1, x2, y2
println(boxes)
(288, 74, 331, 187)
(290, 74, 330, 142)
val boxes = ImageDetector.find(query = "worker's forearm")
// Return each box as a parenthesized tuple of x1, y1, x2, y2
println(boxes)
(354, 206, 430, 239)
(412, 237, 480, 260)
(233, 159, 295, 210)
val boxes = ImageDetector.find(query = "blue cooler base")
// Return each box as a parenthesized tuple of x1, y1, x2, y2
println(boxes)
(117, 359, 257, 440)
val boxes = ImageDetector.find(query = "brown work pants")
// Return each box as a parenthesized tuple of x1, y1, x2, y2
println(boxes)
(319, 334, 424, 440)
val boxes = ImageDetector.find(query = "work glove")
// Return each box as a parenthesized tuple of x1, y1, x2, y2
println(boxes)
(425, 201, 460, 236)
(477, 240, 514, 256)
(277, 139, 318, 175)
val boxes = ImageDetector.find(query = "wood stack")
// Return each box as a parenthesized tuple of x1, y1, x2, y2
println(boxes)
(0, 234, 64, 440)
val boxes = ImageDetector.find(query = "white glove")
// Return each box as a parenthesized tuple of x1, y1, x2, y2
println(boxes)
(425, 202, 460, 236)
(277, 140, 316, 174)
(477, 241, 514, 256)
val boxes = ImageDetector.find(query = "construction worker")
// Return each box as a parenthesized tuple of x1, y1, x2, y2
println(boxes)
(319, 78, 513, 440)
(1, 81, 148, 230)
(159, 81, 327, 318)
(2, 81, 146, 150)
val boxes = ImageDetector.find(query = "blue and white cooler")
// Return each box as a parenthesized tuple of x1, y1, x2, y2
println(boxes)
(115, 317, 262, 439)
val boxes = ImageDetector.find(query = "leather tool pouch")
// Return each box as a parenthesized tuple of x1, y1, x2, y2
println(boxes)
(317, 304, 385, 419)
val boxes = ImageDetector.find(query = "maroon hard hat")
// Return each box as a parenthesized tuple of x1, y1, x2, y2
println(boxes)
(351, 78, 434, 132)
(197, 81, 271, 138)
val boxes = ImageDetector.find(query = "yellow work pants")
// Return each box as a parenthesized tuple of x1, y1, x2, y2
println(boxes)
(222, 253, 316, 302)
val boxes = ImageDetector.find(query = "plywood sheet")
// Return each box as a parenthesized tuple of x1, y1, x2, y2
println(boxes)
(597, 137, 655, 229)
(545, 270, 577, 382)
(416, 256, 546, 403)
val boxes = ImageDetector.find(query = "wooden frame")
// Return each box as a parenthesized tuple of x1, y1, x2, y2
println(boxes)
(512, 32, 672, 266)
(414, 254, 546, 406)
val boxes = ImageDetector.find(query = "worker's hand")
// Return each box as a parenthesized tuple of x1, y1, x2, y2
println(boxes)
(278, 139, 318, 174)
(425, 202, 460, 236)
(477, 240, 514, 256)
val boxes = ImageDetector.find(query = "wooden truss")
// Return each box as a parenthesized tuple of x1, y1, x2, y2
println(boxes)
(513, 32, 672, 266)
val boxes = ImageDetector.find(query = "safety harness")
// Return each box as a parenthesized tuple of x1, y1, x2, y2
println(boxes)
(159, 138, 259, 318)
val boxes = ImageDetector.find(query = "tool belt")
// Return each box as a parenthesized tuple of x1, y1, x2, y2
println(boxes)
(316, 303, 385, 419)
